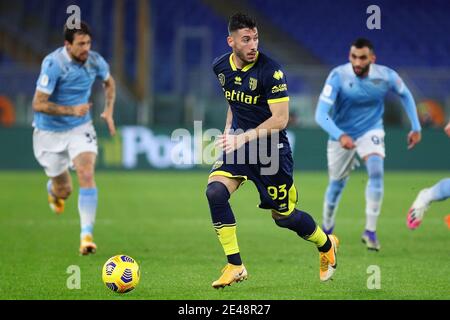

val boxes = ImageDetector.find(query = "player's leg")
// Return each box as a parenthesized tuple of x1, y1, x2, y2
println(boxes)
(358, 129, 385, 251)
(206, 174, 248, 288)
(69, 122, 99, 255)
(272, 208, 339, 282)
(33, 128, 72, 214)
(407, 178, 450, 229)
(363, 154, 384, 241)
(322, 140, 357, 234)
(257, 153, 339, 281)
(73, 151, 98, 255)
(47, 171, 73, 214)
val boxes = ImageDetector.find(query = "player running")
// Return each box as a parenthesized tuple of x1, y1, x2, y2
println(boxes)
(206, 13, 339, 288)
(32, 22, 116, 255)
(407, 120, 450, 229)
(315, 38, 422, 251)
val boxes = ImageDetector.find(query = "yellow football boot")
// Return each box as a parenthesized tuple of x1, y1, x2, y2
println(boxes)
(48, 194, 65, 215)
(320, 234, 339, 281)
(212, 263, 248, 289)
(79, 234, 97, 255)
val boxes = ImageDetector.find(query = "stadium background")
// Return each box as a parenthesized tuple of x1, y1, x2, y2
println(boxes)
(0, 0, 449, 300)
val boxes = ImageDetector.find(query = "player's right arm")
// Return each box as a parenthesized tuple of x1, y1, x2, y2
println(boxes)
(315, 69, 355, 149)
(33, 56, 90, 116)
(32, 90, 91, 116)
(224, 106, 233, 134)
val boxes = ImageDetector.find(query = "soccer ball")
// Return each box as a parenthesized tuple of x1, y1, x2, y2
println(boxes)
(102, 255, 140, 293)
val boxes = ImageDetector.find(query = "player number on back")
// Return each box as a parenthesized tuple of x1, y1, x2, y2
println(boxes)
(267, 184, 287, 201)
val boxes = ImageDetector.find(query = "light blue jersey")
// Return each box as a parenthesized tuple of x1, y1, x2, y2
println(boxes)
(34, 47, 110, 131)
(315, 63, 421, 140)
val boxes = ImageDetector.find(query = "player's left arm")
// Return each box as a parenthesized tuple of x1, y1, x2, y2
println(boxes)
(218, 65, 289, 153)
(101, 75, 116, 136)
(390, 69, 422, 149)
(96, 53, 116, 136)
(445, 120, 450, 138)
(218, 101, 288, 154)
(244, 99, 288, 138)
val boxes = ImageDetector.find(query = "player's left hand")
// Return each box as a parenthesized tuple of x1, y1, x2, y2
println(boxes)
(101, 111, 116, 136)
(216, 133, 246, 154)
(407, 131, 421, 149)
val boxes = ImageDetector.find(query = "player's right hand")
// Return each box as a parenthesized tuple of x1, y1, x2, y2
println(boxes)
(72, 103, 92, 117)
(444, 121, 450, 138)
(339, 134, 356, 149)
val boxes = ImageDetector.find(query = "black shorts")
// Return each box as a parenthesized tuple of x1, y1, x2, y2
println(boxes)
(209, 151, 298, 215)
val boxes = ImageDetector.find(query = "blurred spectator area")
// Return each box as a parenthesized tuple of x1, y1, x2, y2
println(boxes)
(0, 0, 449, 129)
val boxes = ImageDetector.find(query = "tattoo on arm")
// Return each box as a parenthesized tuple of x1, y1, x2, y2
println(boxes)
(32, 91, 74, 116)
(104, 76, 116, 112)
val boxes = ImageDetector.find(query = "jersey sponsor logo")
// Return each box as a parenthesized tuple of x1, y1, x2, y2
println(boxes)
(323, 84, 333, 97)
(223, 89, 260, 105)
(218, 73, 225, 86)
(234, 76, 242, 85)
(249, 77, 258, 91)
(273, 70, 284, 80)
(272, 84, 287, 93)
(40, 74, 49, 87)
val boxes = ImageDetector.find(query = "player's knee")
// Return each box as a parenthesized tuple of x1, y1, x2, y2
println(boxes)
(366, 155, 384, 180)
(439, 179, 450, 194)
(205, 182, 230, 205)
(54, 183, 72, 199)
(273, 210, 299, 228)
(77, 168, 95, 186)
(326, 178, 347, 203)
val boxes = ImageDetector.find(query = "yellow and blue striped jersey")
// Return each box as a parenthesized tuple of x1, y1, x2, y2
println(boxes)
(212, 51, 291, 153)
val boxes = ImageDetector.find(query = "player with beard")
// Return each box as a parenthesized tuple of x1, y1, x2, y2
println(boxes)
(32, 22, 116, 255)
(206, 13, 339, 288)
(315, 38, 422, 251)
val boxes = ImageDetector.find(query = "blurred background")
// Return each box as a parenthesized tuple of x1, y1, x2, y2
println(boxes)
(0, 0, 449, 171)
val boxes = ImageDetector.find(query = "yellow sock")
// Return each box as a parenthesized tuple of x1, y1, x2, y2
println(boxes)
(305, 226, 328, 248)
(214, 224, 240, 255)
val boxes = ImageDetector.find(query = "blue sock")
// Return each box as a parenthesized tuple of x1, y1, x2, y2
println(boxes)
(47, 180, 54, 196)
(78, 188, 98, 238)
(206, 182, 242, 265)
(429, 178, 450, 202)
(322, 178, 348, 231)
(365, 155, 384, 231)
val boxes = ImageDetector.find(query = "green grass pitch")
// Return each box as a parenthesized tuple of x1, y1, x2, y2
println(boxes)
(0, 170, 449, 300)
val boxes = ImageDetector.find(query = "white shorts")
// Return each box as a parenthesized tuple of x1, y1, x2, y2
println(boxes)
(33, 121, 98, 177)
(327, 129, 385, 180)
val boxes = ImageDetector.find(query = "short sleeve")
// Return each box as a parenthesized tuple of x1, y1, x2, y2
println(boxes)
(36, 57, 62, 95)
(96, 54, 110, 81)
(264, 65, 289, 104)
(318, 69, 341, 105)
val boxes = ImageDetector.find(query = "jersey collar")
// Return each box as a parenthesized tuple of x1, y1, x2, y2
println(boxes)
(62, 46, 72, 62)
(229, 52, 259, 72)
